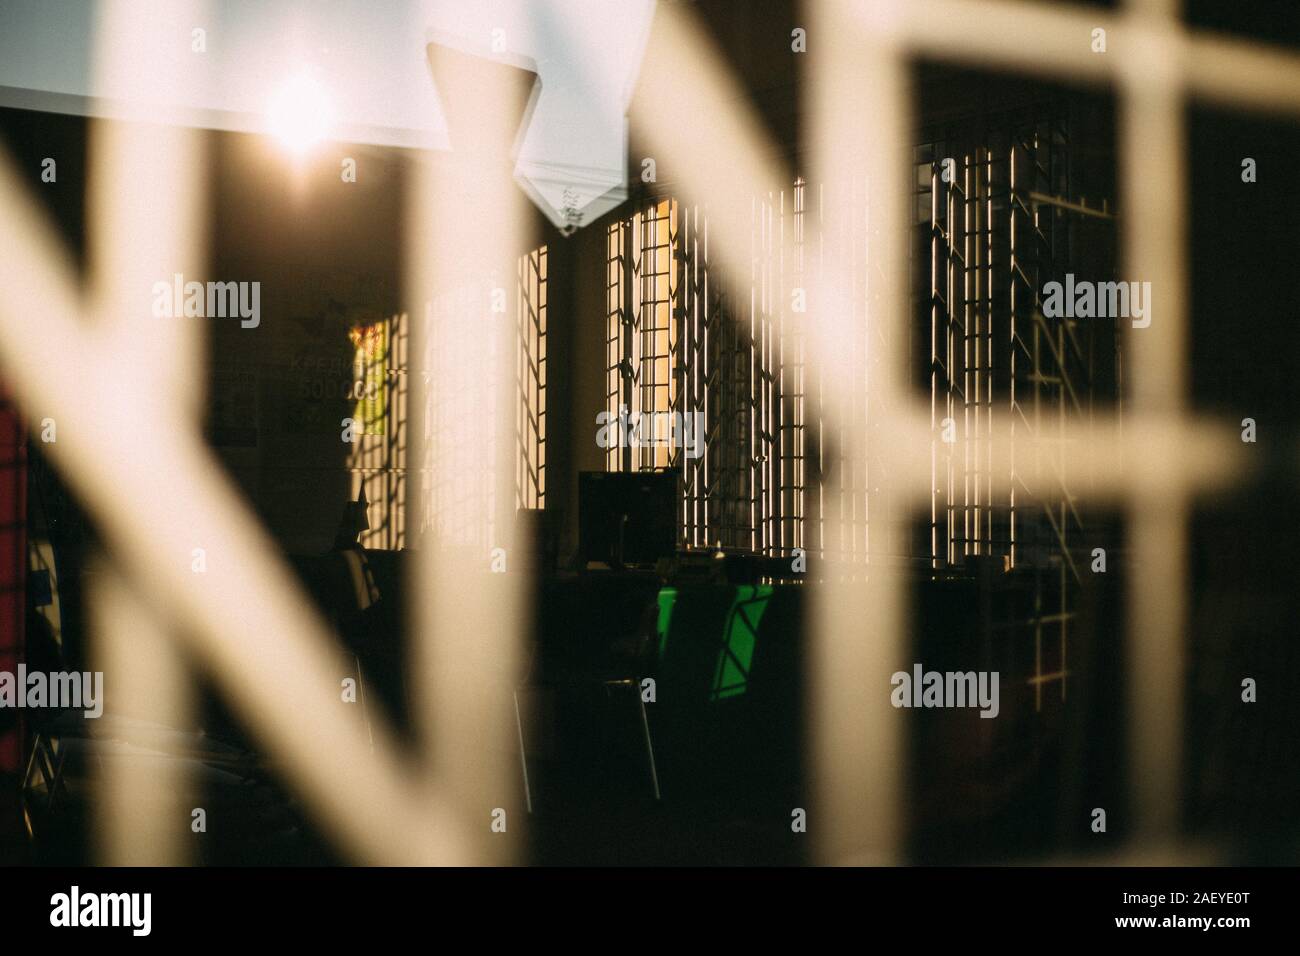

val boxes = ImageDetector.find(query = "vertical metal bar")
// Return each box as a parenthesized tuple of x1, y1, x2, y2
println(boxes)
(93, 561, 191, 866)
(408, 43, 535, 864)
(1119, 0, 1190, 844)
(87, 0, 209, 866)
(808, 0, 910, 864)
(623, 218, 635, 473)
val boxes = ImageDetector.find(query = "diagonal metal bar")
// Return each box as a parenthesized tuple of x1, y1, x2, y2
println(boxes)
(0, 139, 470, 865)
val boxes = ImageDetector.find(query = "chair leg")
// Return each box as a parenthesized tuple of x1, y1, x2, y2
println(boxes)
(50, 738, 68, 813)
(514, 689, 533, 814)
(637, 685, 662, 801)
(20, 733, 48, 821)
(352, 653, 374, 752)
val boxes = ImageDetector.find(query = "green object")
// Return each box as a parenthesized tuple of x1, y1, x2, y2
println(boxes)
(711, 585, 772, 701)
(656, 587, 677, 659)
(655, 584, 774, 701)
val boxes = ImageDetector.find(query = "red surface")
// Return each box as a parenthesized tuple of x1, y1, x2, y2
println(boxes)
(0, 385, 25, 773)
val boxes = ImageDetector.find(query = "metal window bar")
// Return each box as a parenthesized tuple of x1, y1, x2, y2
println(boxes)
(605, 220, 626, 473)
(639, 200, 676, 472)
(351, 311, 408, 551)
(609, 189, 797, 556)
(517, 245, 547, 511)
(676, 201, 710, 545)
(777, 178, 809, 558)
(605, 200, 678, 474)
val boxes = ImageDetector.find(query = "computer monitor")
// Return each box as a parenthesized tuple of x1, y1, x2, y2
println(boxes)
(578, 471, 677, 568)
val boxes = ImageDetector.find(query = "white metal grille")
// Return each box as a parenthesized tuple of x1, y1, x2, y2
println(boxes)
(0, 0, 1296, 865)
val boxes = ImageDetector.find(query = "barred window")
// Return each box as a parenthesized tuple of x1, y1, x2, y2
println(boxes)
(605, 199, 678, 473)
(411, 243, 549, 548)
(517, 245, 547, 511)
(601, 106, 1108, 609)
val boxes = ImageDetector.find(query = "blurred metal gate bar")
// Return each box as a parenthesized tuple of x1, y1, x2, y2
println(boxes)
(806, 0, 912, 865)
(408, 36, 538, 865)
